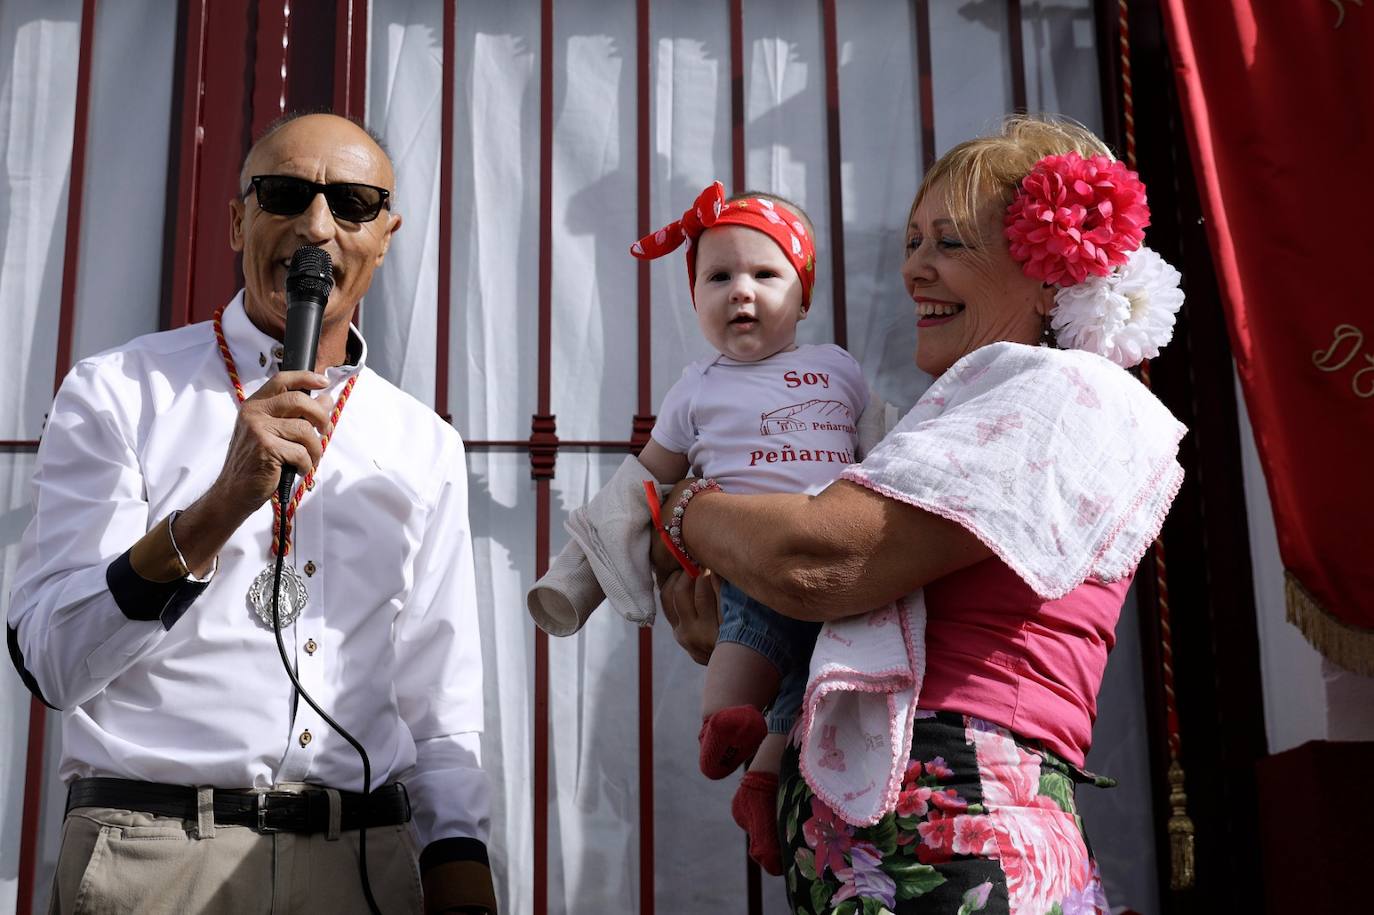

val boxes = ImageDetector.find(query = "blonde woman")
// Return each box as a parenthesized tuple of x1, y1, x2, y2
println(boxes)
(653, 115, 1186, 914)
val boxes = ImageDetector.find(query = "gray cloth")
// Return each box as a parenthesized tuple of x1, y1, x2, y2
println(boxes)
(527, 455, 665, 635)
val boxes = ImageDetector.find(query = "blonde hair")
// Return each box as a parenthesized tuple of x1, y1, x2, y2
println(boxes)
(914, 114, 1113, 251)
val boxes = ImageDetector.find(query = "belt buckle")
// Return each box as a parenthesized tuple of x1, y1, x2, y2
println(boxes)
(255, 791, 295, 834)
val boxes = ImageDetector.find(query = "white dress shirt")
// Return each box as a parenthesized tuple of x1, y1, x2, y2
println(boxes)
(9, 292, 489, 850)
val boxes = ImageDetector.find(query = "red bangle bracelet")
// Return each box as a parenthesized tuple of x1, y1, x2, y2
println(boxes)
(644, 481, 701, 578)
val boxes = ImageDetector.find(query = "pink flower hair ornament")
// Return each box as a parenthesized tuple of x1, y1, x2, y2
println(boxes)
(1004, 152, 1149, 286)
(1005, 152, 1183, 368)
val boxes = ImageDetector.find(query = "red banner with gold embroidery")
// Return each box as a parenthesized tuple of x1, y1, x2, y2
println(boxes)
(1162, 1, 1374, 672)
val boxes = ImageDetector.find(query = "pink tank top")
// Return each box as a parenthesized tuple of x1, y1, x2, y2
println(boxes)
(918, 557, 1133, 766)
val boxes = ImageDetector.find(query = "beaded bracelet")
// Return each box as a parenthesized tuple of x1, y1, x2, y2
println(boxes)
(665, 477, 721, 567)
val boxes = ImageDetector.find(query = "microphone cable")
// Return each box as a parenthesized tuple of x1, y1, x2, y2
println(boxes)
(270, 475, 384, 915)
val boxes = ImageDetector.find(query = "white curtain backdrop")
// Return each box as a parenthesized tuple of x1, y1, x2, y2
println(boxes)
(1, 2, 1178, 913)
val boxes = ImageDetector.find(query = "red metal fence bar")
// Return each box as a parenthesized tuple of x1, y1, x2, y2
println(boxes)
(728, 5, 765, 910)
(333, 0, 368, 118)
(164, 0, 209, 329)
(532, 3, 556, 915)
(912, 0, 936, 170)
(1007, 0, 1027, 111)
(250, 1, 290, 137)
(436, 0, 456, 419)
(820, 0, 847, 347)
(18, 1, 100, 910)
(635, 0, 656, 911)
(729, 0, 746, 191)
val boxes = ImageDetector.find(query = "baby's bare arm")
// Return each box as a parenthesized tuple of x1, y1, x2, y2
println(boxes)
(638, 439, 691, 484)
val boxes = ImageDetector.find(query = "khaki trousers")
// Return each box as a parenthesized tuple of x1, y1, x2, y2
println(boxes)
(49, 805, 423, 915)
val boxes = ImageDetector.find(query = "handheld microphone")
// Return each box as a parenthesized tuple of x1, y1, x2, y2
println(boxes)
(280, 246, 333, 495)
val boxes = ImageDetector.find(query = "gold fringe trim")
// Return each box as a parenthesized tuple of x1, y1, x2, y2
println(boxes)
(1166, 759, 1195, 890)
(1285, 570, 1374, 676)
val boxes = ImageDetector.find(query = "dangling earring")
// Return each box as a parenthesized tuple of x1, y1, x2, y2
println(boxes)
(1039, 282, 1058, 348)
(1040, 312, 1056, 348)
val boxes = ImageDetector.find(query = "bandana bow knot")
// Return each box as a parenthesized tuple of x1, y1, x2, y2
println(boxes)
(629, 181, 816, 307)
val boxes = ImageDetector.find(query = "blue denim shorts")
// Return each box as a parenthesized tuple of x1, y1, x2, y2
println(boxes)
(716, 580, 822, 735)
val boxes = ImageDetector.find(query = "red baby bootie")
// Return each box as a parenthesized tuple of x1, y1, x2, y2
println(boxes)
(698, 705, 767, 780)
(731, 770, 782, 875)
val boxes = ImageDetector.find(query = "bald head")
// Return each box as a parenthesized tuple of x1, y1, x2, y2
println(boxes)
(229, 112, 403, 367)
(240, 113, 395, 192)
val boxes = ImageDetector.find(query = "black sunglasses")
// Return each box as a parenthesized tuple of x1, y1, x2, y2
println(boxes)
(246, 175, 391, 223)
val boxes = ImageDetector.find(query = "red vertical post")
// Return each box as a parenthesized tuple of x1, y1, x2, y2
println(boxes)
(634, 0, 655, 911)
(164, 0, 210, 330)
(333, 0, 369, 118)
(1007, 0, 1027, 111)
(251, 0, 291, 138)
(729, 5, 764, 910)
(913, 0, 936, 171)
(532, 2, 556, 915)
(729, 0, 746, 191)
(164, 1, 261, 327)
(50, 0, 98, 394)
(435, 0, 456, 420)
(19, 1, 100, 911)
(820, 0, 847, 348)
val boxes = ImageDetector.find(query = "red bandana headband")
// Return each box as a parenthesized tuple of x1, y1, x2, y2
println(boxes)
(629, 181, 816, 308)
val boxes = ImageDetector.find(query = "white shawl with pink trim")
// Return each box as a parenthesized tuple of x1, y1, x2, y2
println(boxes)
(798, 342, 1186, 826)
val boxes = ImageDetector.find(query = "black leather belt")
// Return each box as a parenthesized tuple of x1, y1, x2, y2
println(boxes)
(66, 777, 411, 835)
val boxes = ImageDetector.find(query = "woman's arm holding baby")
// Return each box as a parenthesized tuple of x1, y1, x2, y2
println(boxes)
(661, 481, 990, 622)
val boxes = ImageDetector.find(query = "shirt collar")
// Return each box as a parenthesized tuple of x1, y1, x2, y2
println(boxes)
(219, 290, 368, 387)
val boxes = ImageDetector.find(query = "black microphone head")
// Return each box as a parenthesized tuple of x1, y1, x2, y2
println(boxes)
(286, 246, 334, 304)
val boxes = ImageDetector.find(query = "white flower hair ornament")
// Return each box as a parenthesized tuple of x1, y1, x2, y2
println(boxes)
(1004, 152, 1185, 368)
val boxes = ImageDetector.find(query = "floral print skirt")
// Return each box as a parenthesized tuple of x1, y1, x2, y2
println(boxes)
(778, 710, 1112, 915)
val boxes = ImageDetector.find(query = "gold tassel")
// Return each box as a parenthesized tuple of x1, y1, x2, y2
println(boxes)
(1285, 571, 1374, 676)
(1166, 759, 1195, 890)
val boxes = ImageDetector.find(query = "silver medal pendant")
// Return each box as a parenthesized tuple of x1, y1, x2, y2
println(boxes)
(248, 562, 309, 628)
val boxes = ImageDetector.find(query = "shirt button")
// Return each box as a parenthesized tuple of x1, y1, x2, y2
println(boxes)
(304, 561, 316, 577)
(299, 729, 312, 747)
(258, 352, 267, 367)
(272, 344, 285, 362)
(304, 638, 318, 655)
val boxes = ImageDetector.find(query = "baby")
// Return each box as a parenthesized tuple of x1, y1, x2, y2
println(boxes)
(632, 182, 866, 874)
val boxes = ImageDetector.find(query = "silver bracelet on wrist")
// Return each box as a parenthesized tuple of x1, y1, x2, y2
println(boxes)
(167, 510, 191, 578)
(167, 510, 218, 582)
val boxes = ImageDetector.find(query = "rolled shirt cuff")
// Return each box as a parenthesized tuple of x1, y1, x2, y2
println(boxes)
(106, 548, 211, 630)
(420, 837, 496, 913)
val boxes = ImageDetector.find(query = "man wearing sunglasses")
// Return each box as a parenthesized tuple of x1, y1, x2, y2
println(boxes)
(10, 113, 496, 914)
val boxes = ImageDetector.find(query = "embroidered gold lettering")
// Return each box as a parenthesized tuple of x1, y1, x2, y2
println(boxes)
(1354, 355, 1374, 399)
(1312, 323, 1374, 399)
(1313, 324, 1363, 372)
